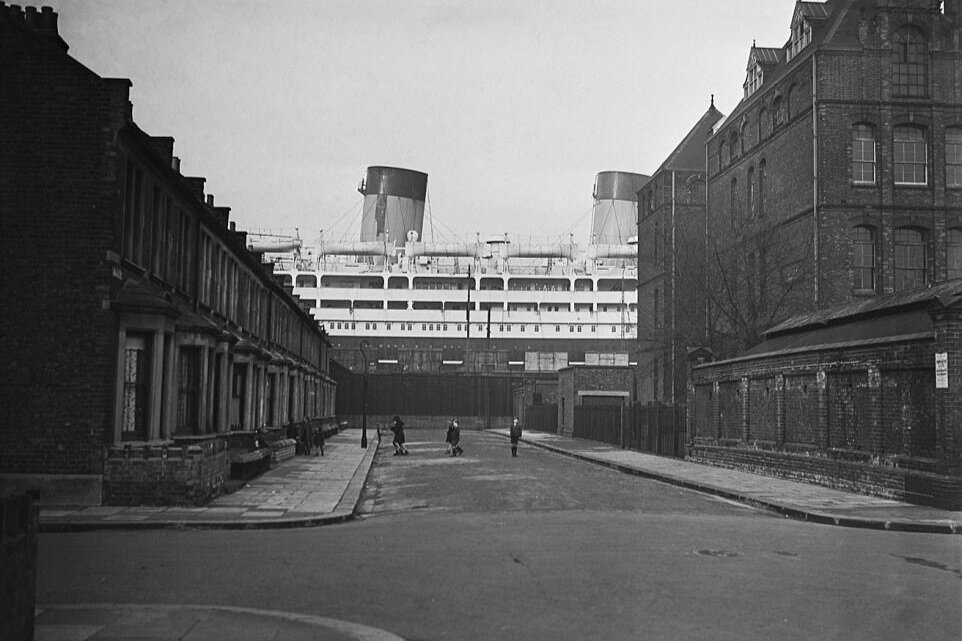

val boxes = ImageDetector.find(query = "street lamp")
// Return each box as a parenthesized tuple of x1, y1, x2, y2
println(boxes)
(359, 340, 370, 448)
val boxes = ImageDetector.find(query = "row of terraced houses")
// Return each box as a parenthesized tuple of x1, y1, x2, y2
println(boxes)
(1, 3, 337, 505)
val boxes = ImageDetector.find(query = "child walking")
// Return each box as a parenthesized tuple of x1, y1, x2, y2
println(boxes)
(509, 417, 522, 457)
(391, 415, 409, 456)
(447, 418, 463, 456)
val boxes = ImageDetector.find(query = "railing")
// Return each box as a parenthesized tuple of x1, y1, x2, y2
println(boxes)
(573, 402, 686, 458)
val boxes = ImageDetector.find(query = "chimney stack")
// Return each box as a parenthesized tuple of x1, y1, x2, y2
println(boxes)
(3, 4, 69, 51)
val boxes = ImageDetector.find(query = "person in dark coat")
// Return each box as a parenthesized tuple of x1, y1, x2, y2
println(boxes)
(391, 415, 409, 456)
(313, 427, 325, 456)
(509, 417, 522, 457)
(445, 419, 455, 455)
(447, 418, 463, 456)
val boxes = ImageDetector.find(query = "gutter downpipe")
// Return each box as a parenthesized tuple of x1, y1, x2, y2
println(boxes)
(671, 170, 677, 405)
(704, 125, 712, 346)
(812, 52, 820, 308)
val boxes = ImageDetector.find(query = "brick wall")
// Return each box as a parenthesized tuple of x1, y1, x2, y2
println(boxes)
(688, 294, 962, 509)
(102, 436, 230, 506)
(1, 11, 123, 475)
(784, 374, 818, 446)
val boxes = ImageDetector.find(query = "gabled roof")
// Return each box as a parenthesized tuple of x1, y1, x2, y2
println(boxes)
(747, 46, 782, 69)
(652, 101, 725, 174)
(794, 1, 831, 22)
(715, 0, 849, 131)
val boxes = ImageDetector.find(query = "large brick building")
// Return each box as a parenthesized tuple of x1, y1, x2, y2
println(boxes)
(0, 4, 337, 505)
(704, 0, 961, 349)
(636, 103, 724, 404)
(660, 0, 962, 508)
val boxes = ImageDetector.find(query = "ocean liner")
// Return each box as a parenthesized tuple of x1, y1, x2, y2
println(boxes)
(248, 166, 646, 374)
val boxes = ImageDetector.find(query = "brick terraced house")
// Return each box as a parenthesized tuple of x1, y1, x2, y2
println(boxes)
(0, 4, 337, 506)
(673, 0, 962, 508)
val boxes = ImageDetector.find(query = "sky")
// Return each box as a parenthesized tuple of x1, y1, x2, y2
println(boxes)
(57, 0, 790, 246)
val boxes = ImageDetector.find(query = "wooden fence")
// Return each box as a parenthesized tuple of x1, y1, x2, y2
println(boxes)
(573, 402, 686, 458)
(525, 404, 558, 433)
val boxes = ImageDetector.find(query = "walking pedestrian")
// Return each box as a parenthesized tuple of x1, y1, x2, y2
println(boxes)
(302, 427, 312, 456)
(313, 426, 325, 456)
(509, 417, 522, 457)
(445, 419, 455, 455)
(391, 415, 409, 456)
(447, 418, 463, 456)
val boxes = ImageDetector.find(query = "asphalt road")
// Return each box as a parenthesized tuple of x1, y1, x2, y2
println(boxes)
(38, 430, 962, 641)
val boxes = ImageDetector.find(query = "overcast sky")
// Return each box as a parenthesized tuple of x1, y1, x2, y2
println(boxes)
(58, 0, 790, 245)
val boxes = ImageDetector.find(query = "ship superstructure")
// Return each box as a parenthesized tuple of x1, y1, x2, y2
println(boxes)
(251, 166, 647, 373)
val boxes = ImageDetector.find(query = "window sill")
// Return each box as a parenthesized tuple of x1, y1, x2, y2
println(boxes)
(893, 183, 928, 188)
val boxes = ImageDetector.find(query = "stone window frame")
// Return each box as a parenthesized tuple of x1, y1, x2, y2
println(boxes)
(758, 107, 768, 141)
(730, 176, 739, 228)
(947, 228, 962, 280)
(891, 25, 928, 98)
(946, 127, 962, 188)
(112, 312, 176, 444)
(852, 123, 877, 185)
(851, 225, 877, 294)
(893, 226, 928, 291)
(893, 125, 928, 186)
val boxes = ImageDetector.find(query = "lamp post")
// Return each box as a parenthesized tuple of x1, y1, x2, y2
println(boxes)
(359, 340, 370, 448)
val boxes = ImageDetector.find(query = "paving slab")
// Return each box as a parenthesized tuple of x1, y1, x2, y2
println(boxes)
(490, 429, 962, 534)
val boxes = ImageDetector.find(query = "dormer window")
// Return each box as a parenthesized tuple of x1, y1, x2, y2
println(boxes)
(744, 63, 763, 98)
(787, 18, 812, 61)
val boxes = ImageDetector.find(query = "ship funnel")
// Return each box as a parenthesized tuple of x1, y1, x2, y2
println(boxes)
(359, 166, 428, 252)
(591, 171, 649, 245)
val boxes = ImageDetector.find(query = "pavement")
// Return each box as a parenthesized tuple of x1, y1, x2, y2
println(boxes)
(489, 428, 962, 535)
(38, 429, 380, 532)
(34, 427, 961, 640)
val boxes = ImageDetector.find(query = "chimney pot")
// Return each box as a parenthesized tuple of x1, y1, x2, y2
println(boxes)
(206, 194, 214, 207)
(24, 5, 38, 27)
(40, 5, 56, 31)
(229, 221, 236, 232)
(171, 157, 181, 172)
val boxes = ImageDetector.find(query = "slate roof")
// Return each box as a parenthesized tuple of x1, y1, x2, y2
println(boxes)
(652, 102, 725, 174)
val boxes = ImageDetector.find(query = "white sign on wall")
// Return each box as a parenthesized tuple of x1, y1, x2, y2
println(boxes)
(935, 352, 948, 389)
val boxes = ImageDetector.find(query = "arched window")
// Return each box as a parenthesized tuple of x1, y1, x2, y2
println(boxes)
(747, 167, 755, 218)
(948, 228, 962, 280)
(653, 289, 660, 329)
(730, 177, 739, 228)
(729, 131, 738, 161)
(758, 159, 766, 217)
(740, 121, 749, 154)
(893, 126, 927, 185)
(719, 139, 728, 169)
(852, 124, 876, 184)
(852, 226, 876, 292)
(892, 26, 928, 97)
(946, 127, 962, 188)
(787, 84, 797, 120)
(758, 108, 768, 140)
(893, 227, 927, 291)
(772, 96, 783, 128)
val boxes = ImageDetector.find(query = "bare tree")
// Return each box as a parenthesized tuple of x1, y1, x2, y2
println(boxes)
(694, 216, 815, 357)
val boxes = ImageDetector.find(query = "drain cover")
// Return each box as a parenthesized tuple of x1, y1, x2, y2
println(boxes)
(694, 549, 741, 558)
